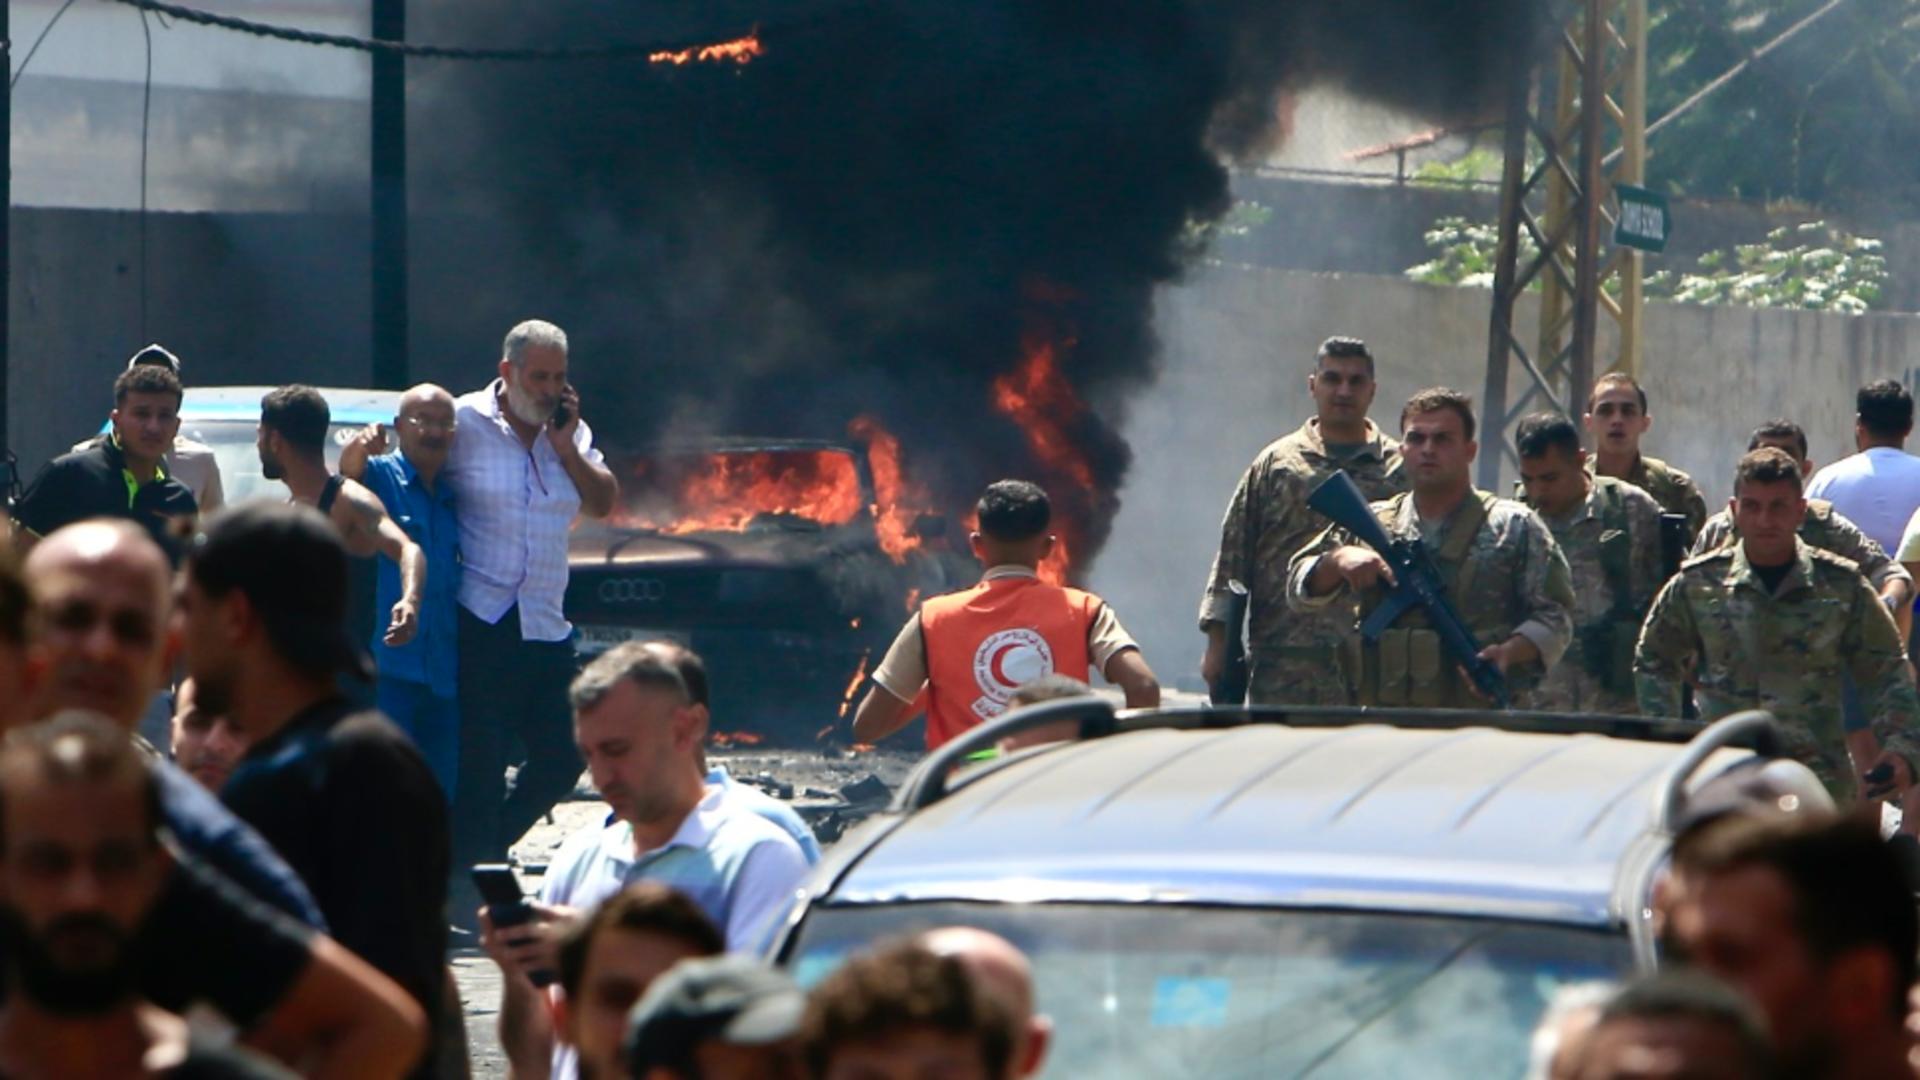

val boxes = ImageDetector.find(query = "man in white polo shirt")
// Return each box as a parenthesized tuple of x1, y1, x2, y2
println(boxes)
(479, 642, 808, 1080)
(445, 319, 620, 881)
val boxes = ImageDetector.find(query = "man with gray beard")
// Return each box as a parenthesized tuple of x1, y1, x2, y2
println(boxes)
(445, 320, 619, 883)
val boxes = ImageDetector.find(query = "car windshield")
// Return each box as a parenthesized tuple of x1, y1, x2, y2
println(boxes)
(608, 447, 865, 533)
(787, 902, 1629, 1080)
(179, 417, 359, 504)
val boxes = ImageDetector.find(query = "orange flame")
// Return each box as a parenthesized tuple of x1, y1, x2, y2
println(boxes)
(649, 31, 763, 66)
(847, 416, 938, 563)
(611, 450, 863, 534)
(837, 652, 871, 719)
(990, 334, 1095, 586)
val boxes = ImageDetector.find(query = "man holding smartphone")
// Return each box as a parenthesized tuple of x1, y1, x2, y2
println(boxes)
(445, 320, 619, 893)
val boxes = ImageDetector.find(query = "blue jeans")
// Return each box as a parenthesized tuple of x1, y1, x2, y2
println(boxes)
(378, 677, 459, 802)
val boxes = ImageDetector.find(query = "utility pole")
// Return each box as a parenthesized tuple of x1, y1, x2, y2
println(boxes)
(370, 0, 407, 390)
(1480, 0, 1648, 489)
(1, 0, 12, 475)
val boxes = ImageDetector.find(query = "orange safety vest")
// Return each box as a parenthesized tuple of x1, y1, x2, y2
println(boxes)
(918, 574, 1098, 750)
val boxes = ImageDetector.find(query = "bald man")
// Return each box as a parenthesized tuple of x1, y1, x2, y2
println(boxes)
(21, 519, 323, 927)
(921, 927, 1051, 1078)
(341, 384, 463, 798)
(17, 523, 435, 1077)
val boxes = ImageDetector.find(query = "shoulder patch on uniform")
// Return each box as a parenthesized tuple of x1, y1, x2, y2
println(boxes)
(1806, 546, 1863, 574)
(1680, 548, 1731, 571)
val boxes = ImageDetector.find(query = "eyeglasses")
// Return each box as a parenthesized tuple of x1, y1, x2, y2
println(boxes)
(401, 417, 457, 434)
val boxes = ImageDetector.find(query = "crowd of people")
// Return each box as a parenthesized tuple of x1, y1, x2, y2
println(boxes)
(2, 321, 1920, 1077)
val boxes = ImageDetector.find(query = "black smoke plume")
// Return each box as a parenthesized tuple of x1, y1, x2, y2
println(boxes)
(415, 0, 1533, 572)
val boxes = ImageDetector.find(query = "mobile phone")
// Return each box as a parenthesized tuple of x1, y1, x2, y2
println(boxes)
(551, 389, 573, 428)
(1864, 763, 1897, 799)
(471, 864, 555, 986)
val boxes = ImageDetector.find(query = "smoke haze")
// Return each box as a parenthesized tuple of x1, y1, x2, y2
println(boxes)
(415, 0, 1533, 572)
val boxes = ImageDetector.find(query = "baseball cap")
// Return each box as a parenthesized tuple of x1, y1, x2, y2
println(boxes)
(187, 501, 374, 681)
(625, 955, 805, 1074)
(126, 343, 182, 377)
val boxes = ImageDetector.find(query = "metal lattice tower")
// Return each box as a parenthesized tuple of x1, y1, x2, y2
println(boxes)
(1478, 0, 1648, 489)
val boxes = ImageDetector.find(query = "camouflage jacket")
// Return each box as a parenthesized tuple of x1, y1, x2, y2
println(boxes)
(1589, 453, 1708, 545)
(1525, 476, 1666, 714)
(1199, 419, 1406, 704)
(1634, 538, 1920, 801)
(1286, 489, 1575, 708)
(1691, 499, 1911, 593)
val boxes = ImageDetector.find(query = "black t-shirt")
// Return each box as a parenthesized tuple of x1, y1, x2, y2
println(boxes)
(11, 440, 197, 559)
(1752, 560, 1793, 596)
(138, 858, 315, 1029)
(165, 1038, 298, 1079)
(0, 1034, 295, 1079)
(220, 699, 450, 1024)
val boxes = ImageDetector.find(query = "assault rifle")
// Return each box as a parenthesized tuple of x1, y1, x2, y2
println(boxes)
(1658, 513, 1689, 582)
(1306, 469, 1511, 709)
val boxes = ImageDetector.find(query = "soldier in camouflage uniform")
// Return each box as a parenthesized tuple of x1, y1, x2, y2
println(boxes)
(1513, 413, 1665, 714)
(1635, 448, 1920, 807)
(1288, 388, 1574, 708)
(1584, 372, 1709, 544)
(1692, 419, 1914, 624)
(1200, 336, 1406, 705)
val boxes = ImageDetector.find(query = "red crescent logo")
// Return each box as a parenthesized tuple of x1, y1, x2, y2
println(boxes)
(988, 642, 1021, 688)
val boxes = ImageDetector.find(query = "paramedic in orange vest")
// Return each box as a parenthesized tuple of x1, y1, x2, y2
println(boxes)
(852, 479, 1161, 751)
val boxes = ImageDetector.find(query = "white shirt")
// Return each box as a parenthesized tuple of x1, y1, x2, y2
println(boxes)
(444, 380, 604, 641)
(1806, 447, 1920, 556)
(537, 783, 809, 950)
(537, 783, 810, 1080)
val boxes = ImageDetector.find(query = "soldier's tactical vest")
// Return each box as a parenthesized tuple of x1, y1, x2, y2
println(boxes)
(1576, 480, 1642, 695)
(1348, 492, 1496, 708)
(920, 576, 1096, 751)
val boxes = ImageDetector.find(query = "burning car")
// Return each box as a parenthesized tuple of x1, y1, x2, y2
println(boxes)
(565, 436, 977, 740)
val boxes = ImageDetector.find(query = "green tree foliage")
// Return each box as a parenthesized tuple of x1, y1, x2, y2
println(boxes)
(1646, 220, 1887, 312)
(1405, 215, 1887, 313)
(1646, 0, 1920, 211)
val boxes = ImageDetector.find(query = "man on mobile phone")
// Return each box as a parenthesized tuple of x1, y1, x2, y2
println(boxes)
(443, 320, 619, 905)
(480, 644, 806, 1080)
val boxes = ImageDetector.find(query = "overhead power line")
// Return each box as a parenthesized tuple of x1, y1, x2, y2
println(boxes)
(101, 0, 770, 61)
(1605, 0, 1852, 170)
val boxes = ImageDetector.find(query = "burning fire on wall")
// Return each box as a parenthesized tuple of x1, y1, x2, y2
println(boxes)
(649, 31, 764, 67)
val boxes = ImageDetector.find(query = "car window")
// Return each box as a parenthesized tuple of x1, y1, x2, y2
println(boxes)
(609, 448, 865, 533)
(180, 418, 354, 505)
(788, 902, 1629, 1080)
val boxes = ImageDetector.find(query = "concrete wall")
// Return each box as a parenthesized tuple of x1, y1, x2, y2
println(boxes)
(1088, 264, 1920, 692)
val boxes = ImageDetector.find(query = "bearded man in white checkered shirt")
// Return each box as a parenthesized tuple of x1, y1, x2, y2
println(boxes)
(446, 319, 619, 875)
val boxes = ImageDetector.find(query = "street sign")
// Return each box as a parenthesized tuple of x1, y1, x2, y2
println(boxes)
(1614, 184, 1671, 253)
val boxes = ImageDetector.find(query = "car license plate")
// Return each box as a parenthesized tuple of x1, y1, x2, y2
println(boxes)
(576, 625, 684, 655)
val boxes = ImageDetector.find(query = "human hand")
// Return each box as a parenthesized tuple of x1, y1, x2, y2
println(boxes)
(478, 901, 572, 987)
(1328, 546, 1395, 592)
(385, 598, 419, 646)
(544, 384, 582, 454)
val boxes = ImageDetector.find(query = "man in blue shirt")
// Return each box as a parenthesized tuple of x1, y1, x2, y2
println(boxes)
(20, 519, 324, 928)
(342, 384, 463, 798)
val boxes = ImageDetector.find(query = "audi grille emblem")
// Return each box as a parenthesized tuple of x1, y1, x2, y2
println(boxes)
(598, 578, 667, 604)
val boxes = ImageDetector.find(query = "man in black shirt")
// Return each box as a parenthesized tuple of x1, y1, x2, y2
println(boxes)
(0, 713, 292, 1078)
(180, 502, 450, 1077)
(10, 364, 197, 561)
(0, 539, 427, 1077)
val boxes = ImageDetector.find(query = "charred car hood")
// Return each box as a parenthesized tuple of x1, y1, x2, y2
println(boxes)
(569, 521, 877, 569)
